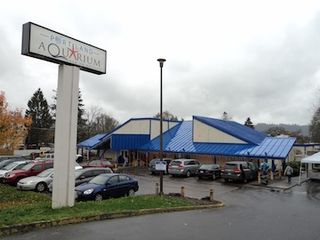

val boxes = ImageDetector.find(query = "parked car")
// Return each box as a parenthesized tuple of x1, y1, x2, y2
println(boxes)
(197, 164, 221, 180)
(148, 158, 172, 175)
(3, 160, 53, 185)
(48, 167, 113, 192)
(0, 160, 32, 180)
(82, 160, 114, 169)
(221, 161, 258, 182)
(17, 168, 54, 192)
(75, 173, 139, 201)
(0, 157, 27, 169)
(168, 159, 200, 177)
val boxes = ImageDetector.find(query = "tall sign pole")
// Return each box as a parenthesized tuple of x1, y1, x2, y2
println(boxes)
(52, 65, 79, 208)
(157, 58, 166, 195)
(22, 22, 106, 208)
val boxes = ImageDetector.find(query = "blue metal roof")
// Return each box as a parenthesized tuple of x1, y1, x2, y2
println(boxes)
(194, 116, 267, 144)
(140, 121, 295, 159)
(111, 134, 150, 150)
(79, 117, 181, 150)
(77, 133, 109, 149)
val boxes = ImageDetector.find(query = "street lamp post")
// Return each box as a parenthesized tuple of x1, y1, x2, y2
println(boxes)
(157, 58, 166, 195)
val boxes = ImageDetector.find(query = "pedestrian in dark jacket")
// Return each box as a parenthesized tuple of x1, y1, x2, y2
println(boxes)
(284, 165, 293, 183)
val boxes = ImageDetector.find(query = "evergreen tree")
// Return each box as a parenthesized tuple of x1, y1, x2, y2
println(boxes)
(51, 89, 87, 142)
(310, 107, 320, 142)
(25, 88, 54, 146)
(244, 117, 254, 129)
(154, 110, 179, 121)
(77, 90, 88, 142)
(221, 111, 231, 120)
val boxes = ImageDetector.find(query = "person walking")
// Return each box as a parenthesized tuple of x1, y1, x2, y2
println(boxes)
(284, 164, 293, 184)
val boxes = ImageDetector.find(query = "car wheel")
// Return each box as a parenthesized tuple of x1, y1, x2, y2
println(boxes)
(95, 193, 103, 201)
(198, 176, 202, 180)
(243, 178, 248, 183)
(212, 174, 216, 181)
(36, 182, 47, 192)
(127, 189, 135, 197)
(186, 171, 191, 178)
(224, 178, 229, 183)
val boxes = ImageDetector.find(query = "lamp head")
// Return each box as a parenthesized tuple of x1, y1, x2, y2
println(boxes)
(157, 58, 166, 67)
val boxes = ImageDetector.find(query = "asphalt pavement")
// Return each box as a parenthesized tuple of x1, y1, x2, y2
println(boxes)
(3, 169, 320, 240)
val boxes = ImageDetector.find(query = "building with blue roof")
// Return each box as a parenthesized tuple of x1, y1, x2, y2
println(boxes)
(77, 116, 296, 166)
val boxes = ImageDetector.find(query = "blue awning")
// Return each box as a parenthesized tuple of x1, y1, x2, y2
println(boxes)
(77, 133, 109, 149)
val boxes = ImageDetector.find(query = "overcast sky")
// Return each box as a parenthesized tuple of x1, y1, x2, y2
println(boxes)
(1, 0, 320, 125)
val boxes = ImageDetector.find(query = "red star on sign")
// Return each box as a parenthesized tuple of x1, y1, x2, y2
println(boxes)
(68, 45, 78, 60)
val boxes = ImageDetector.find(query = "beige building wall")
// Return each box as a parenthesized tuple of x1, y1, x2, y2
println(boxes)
(113, 118, 179, 140)
(150, 120, 179, 140)
(114, 119, 150, 135)
(193, 119, 247, 144)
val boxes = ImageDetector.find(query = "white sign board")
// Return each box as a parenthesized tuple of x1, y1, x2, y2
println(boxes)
(22, 22, 106, 75)
(155, 161, 167, 171)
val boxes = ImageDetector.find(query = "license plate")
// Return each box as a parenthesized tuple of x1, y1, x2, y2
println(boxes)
(228, 173, 231, 175)
(200, 170, 204, 173)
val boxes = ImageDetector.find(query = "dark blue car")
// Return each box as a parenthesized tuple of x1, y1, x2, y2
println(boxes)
(75, 173, 139, 201)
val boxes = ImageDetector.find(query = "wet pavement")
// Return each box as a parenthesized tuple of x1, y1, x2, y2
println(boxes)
(3, 168, 320, 240)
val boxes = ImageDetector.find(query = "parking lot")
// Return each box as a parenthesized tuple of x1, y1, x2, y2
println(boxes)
(5, 168, 320, 240)
(124, 168, 252, 200)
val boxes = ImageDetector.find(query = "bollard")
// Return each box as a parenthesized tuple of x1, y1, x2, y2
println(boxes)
(270, 171, 274, 181)
(180, 186, 185, 197)
(155, 183, 159, 195)
(209, 189, 214, 202)
(258, 171, 261, 184)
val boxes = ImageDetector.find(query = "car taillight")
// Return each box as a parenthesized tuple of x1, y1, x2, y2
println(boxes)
(234, 168, 241, 174)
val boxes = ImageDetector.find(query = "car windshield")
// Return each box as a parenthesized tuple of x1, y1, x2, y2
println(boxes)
(37, 168, 53, 177)
(225, 163, 238, 169)
(75, 169, 85, 178)
(200, 164, 216, 170)
(2, 162, 19, 170)
(89, 174, 111, 185)
(171, 161, 182, 166)
(21, 163, 34, 170)
(0, 160, 11, 168)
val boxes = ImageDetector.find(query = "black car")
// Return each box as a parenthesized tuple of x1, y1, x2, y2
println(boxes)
(221, 161, 258, 183)
(75, 167, 113, 186)
(148, 158, 172, 175)
(197, 164, 221, 180)
(48, 167, 113, 192)
(75, 173, 139, 201)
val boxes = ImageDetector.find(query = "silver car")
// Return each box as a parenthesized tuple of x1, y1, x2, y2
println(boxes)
(17, 168, 53, 192)
(168, 159, 200, 177)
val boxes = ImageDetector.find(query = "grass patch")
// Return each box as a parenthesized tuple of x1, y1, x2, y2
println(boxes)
(0, 184, 195, 227)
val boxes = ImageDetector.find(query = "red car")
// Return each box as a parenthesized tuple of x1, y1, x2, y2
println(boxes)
(3, 160, 53, 185)
(82, 160, 113, 169)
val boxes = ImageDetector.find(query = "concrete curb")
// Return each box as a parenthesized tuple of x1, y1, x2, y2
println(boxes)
(250, 179, 309, 191)
(0, 202, 224, 237)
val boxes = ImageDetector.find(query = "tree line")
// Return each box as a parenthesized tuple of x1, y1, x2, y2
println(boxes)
(24, 88, 119, 147)
(2, 87, 320, 152)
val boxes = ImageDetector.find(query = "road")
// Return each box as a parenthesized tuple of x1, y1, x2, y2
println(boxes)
(3, 174, 320, 240)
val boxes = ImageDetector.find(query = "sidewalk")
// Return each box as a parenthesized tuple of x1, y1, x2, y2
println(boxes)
(250, 173, 308, 191)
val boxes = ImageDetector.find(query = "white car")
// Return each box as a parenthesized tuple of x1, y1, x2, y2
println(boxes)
(0, 160, 31, 178)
